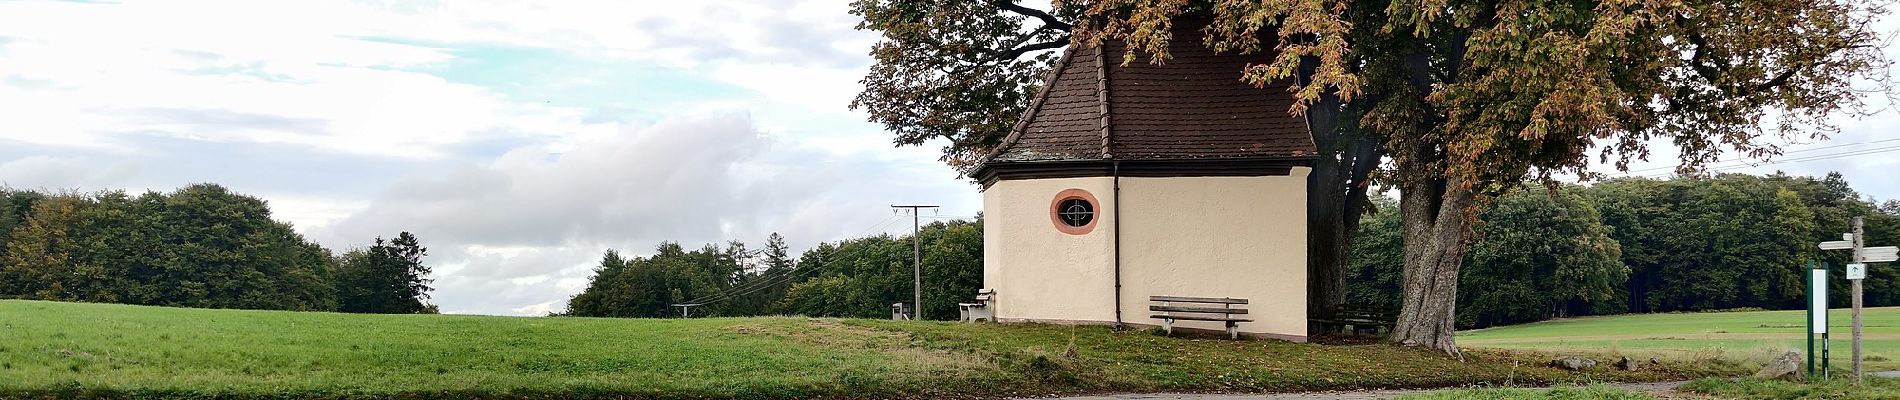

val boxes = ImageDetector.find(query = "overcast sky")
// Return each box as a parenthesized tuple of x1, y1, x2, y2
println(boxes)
(0, 1, 1894, 315)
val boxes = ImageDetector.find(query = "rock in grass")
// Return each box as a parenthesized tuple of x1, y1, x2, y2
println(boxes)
(1614, 356, 1638, 371)
(1753, 351, 1803, 380)
(1551, 355, 1597, 371)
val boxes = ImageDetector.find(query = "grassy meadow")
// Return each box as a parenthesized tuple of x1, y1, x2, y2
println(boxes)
(0, 300, 1738, 399)
(1461, 307, 1900, 371)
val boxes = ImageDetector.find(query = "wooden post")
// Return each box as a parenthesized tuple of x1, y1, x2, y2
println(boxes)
(1853, 216, 1865, 384)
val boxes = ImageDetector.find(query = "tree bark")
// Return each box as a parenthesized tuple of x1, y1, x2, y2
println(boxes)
(1303, 58, 1381, 327)
(1390, 176, 1476, 356)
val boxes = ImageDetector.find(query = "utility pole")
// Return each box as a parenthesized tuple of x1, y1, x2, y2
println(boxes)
(892, 204, 938, 321)
(671, 303, 702, 318)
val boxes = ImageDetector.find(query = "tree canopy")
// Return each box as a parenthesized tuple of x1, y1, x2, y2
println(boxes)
(0, 185, 435, 314)
(1071, 0, 1887, 354)
(565, 220, 985, 320)
(1350, 173, 1899, 328)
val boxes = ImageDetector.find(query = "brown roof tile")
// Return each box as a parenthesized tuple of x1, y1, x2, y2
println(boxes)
(979, 18, 1317, 167)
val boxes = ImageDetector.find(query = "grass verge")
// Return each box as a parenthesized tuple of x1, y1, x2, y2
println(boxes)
(1678, 376, 1900, 399)
(1460, 307, 1900, 371)
(1, 300, 1745, 399)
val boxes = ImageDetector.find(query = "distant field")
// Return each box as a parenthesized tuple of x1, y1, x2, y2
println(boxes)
(0, 300, 1733, 399)
(1461, 307, 1900, 371)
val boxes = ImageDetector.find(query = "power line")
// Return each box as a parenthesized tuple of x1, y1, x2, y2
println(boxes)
(1638, 144, 1900, 178)
(1624, 138, 1900, 175)
(1638, 145, 1900, 178)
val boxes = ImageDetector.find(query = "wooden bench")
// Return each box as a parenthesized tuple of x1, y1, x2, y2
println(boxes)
(1311, 303, 1397, 335)
(1149, 295, 1251, 339)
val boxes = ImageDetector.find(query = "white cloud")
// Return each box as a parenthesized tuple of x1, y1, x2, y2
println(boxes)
(0, 156, 142, 191)
(0, 0, 982, 316)
(310, 114, 977, 314)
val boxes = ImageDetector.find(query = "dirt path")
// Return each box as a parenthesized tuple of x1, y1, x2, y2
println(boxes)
(1041, 380, 1698, 400)
(1048, 371, 1900, 400)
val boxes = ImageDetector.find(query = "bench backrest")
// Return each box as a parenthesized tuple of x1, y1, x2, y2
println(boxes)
(1149, 295, 1247, 305)
(1149, 296, 1249, 316)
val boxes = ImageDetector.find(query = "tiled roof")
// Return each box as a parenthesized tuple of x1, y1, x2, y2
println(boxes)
(980, 19, 1318, 166)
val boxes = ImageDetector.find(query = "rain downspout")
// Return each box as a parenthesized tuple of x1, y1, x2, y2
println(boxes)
(1113, 160, 1124, 330)
(1095, 45, 1123, 330)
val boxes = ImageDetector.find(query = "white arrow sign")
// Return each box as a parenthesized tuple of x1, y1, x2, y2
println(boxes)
(1822, 240, 1855, 250)
(1863, 246, 1899, 263)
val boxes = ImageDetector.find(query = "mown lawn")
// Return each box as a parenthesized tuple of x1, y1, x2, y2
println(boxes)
(1, 300, 1738, 399)
(1389, 377, 1900, 399)
(1460, 307, 1900, 371)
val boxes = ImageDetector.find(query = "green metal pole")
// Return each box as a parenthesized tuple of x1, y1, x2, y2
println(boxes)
(1809, 260, 1816, 379)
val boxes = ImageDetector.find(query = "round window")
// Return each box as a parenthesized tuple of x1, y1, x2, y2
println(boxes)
(1048, 189, 1099, 235)
(1057, 198, 1094, 227)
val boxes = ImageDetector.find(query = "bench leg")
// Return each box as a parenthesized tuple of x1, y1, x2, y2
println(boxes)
(1163, 318, 1173, 336)
(1226, 321, 1238, 340)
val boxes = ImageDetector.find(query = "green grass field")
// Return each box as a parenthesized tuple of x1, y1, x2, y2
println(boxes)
(0, 300, 1732, 399)
(1461, 307, 1900, 371)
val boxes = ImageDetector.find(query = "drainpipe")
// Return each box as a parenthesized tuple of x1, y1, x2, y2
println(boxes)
(1113, 160, 1124, 330)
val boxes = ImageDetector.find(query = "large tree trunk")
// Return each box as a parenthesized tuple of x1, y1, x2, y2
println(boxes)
(1306, 92, 1349, 322)
(1307, 163, 1350, 320)
(1302, 58, 1381, 327)
(1305, 137, 1379, 324)
(1389, 176, 1477, 356)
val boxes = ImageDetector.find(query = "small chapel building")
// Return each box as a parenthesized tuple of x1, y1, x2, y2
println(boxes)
(969, 21, 1316, 342)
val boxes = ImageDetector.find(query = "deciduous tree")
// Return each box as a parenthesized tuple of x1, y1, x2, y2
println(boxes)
(1075, 0, 1886, 354)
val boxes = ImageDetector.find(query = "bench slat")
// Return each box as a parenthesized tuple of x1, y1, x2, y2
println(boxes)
(1150, 314, 1252, 322)
(1149, 305, 1249, 314)
(1149, 295, 1248, 304)
(1312, 317, 1394, 326)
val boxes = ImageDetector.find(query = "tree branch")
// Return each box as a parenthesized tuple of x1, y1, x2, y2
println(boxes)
(1675, 15, 1726, 88)
(995, 36, 1071, 61)
(1743, 44, 1867, 97)
(994, 0, 1072, 32)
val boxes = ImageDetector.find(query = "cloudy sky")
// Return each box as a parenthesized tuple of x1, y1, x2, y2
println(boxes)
(0, 1, 1893, 315)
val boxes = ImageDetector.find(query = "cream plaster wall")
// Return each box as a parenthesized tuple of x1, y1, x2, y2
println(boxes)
(1118, 170, 1309, 339)
(982, 168, 1310, 340)
(983, 176, 1118, 323)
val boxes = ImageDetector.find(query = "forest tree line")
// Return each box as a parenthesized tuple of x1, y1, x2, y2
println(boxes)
(0, 184, 436, 314)
(1349, 173, 1900, 328)
(564, 219, 982, 319)
(568, 173, 1898, 328)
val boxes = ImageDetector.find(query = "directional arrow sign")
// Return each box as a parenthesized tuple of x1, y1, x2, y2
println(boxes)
(1822, 240, 1855, 250)
(1863, 246, 1899, 263)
